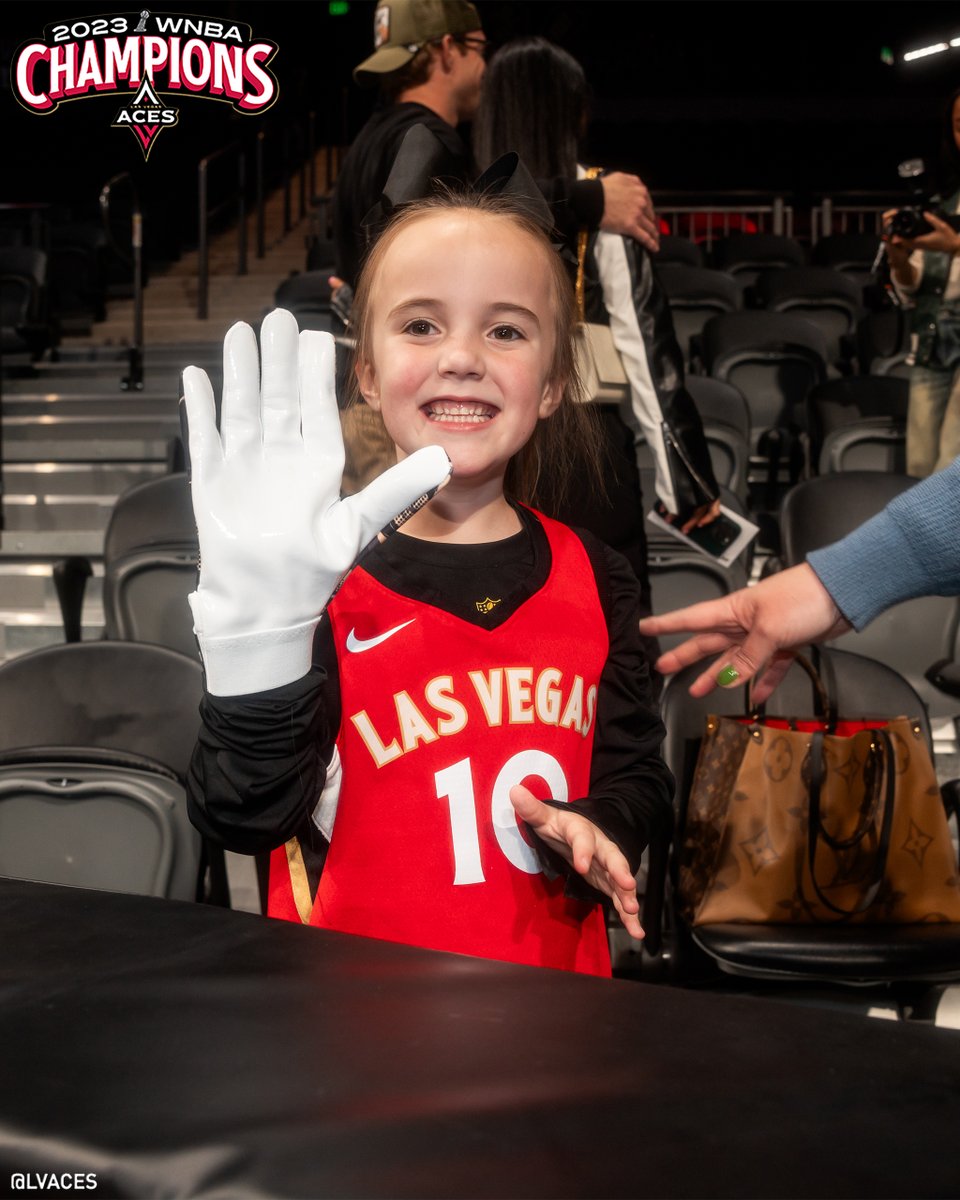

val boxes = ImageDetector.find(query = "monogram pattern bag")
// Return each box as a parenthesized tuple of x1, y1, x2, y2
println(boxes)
(678, 656, 960, 925)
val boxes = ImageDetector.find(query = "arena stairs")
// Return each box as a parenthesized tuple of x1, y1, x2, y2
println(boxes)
(1, 157, 330, 665)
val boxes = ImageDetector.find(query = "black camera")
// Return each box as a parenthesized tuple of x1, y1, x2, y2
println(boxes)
(885, 159, 960, 240)
(887, 207, 936, 239)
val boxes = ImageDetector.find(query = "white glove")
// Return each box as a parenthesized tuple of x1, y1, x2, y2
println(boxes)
(182, 308, 450, 696)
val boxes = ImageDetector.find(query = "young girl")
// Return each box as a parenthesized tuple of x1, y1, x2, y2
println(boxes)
(183, 191, 673, 978)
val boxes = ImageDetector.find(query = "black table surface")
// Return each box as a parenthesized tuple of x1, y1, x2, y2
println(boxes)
(1, 878, 958, 1200)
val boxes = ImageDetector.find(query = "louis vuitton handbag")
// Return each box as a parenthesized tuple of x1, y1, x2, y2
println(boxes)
(678, 655, 960, 925)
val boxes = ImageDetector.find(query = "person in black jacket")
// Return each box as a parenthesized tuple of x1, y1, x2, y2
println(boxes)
(472, 37, 721, 626)
(333, 0, 661, 289)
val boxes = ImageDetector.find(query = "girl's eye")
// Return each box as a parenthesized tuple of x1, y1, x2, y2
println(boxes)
(404, 319, 436, 336)
(491, 324, 523, 341)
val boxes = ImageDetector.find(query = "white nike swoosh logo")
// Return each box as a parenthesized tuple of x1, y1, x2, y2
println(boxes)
(345, 619, 416, 653)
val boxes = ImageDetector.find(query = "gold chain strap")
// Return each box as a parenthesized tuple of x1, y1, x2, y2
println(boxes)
(575, 166, 604, 321)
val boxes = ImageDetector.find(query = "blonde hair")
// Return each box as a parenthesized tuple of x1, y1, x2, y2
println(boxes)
(350, 190, 605, 510)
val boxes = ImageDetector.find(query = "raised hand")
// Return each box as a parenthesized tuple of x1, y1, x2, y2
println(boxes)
(639, 563, 851, 702)
(182, 308, 450, 694)
(509, 785, 644, 939)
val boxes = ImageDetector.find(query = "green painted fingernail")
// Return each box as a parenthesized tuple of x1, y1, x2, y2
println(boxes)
(716, 665, 740, 687)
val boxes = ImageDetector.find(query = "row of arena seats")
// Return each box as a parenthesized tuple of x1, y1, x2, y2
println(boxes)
(1, 220, 136, 364)
(671, 308, 908, 530)
(658, 231, 881, 283)
(654, 231, 895, 373)
(661, 268, 907, 375)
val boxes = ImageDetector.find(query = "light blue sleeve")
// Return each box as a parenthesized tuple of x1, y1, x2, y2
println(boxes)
(807, 457, 960, 629)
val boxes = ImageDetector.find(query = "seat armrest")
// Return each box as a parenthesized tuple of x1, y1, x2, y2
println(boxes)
(926, 658, 960, 699)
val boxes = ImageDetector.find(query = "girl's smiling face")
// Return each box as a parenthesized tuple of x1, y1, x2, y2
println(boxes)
(356, 210, 562, 489)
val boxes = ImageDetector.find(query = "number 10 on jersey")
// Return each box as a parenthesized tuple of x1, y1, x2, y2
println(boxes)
(435, 750, 569, 884)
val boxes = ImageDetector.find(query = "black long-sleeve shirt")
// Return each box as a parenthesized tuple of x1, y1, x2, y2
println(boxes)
(188, 507, 673, 902)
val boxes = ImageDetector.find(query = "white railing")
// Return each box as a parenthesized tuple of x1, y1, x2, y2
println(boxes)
(652, 194, 793, 248)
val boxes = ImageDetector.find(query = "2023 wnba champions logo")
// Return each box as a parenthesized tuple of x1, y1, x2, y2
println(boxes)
(11, 10, 279, 159)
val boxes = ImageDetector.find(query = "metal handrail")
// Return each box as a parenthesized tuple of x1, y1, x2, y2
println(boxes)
(250, 116, 319, 262)
(651, 195, 794, 247)
(197, 142, 247, 319)
(308, 111, 317, 208)
(282, 122, 310, 235)
(255, 131, 266, 259)
(99, 172, 143, 390)
(810, 193, 904, 242)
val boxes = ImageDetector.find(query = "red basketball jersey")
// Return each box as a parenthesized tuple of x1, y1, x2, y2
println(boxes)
(270, 512, 612, 976)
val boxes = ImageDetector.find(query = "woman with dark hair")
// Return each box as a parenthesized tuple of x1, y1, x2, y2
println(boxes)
(473, 36, 721, 615)
(882, 87, 960, 478)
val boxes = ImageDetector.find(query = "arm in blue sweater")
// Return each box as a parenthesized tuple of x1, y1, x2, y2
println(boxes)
(807, 457, 960, 629)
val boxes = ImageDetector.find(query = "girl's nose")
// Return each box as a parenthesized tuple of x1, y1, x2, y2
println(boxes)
(438, 332, 484, 378)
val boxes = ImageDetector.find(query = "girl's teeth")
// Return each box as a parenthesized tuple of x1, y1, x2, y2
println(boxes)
(428, 406, 492, 423)
(429, 413, 490, 422)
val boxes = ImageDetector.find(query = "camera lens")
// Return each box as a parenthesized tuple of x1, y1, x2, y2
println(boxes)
(889, 209, 929, 239)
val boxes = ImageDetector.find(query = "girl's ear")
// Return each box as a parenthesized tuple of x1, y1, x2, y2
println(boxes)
(537, 378, 563, 419)
(356, 359, 380, 410)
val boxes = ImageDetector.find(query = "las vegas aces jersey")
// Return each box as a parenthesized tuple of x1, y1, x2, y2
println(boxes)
(268, 511, 613, 976)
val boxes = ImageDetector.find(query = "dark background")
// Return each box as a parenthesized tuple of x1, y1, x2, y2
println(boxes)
(3, 2, 959, 259)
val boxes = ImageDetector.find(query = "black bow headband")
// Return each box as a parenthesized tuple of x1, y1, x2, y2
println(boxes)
(360, 123, 557, 247)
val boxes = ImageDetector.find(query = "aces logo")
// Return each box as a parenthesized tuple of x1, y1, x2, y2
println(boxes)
(11, 10, 279, 160)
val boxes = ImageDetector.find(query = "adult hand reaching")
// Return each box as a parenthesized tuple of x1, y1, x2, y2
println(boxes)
(509, 785, 644, 939)
(182, 308, 450, 695)
(639, 563, 851, 702)
(599, 171, 660, 254)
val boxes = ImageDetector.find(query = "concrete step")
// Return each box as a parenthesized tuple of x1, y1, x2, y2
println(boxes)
(0, 530, 107, 558)
(3, 368, 192, 397)
(13, 347, 222, 386)
(131, 275, 299, 300)
(2, 495, 116, 534)
(2, 462, 166, 498)
(0, 563, 103, 611)
(4, 417, 181, 444)
(2, 435, 174, 465)
(79, 316, 272, 343)
(4, 392, 181, 413)
(37, 343, 221, 366)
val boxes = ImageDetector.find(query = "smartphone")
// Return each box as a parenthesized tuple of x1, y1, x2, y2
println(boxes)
(684, 513, 742, 558)
(653, 501, 743, 560)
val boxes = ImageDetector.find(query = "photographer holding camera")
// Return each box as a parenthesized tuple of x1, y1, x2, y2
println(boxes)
(882, 88, 960, 478)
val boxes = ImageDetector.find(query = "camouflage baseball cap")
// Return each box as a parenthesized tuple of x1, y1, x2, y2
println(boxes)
(354, 0, 482, 85)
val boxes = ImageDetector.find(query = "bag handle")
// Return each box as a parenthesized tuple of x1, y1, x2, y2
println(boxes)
(804, 728, 896, 918)
(575, 166, 603, 322)
(748, 649, 835, 728)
